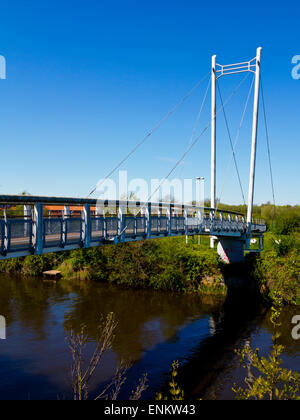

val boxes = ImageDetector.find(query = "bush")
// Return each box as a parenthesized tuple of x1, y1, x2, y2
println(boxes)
(0, 237, 225, 295)
(271, 235, 297, 257)
(253, 245, 300, 304)
(274, 217, 298, 236)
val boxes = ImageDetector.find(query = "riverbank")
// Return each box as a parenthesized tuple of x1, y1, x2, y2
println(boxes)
(0, 233, 299, 303)
(251, 234, 300, 305)
(0, 237, 226, 295)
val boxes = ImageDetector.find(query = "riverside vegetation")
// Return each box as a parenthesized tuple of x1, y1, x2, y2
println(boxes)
(0, 203, 299, 304)
(66, 312, 148, 400)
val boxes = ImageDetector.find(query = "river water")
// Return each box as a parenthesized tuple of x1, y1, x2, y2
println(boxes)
(0, 275, 299, 400)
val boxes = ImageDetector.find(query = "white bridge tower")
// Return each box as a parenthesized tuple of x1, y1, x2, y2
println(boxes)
(211, 47, 262, 262)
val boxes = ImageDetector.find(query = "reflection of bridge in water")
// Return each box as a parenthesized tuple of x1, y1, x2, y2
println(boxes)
(160, 284, 268, 399)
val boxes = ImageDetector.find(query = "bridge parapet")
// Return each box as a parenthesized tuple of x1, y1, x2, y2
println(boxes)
(0, 195, 266, 260)
(250, 221, 267, 234)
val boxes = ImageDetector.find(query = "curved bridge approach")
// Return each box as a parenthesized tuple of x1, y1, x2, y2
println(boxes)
(0, 195, 266, 263)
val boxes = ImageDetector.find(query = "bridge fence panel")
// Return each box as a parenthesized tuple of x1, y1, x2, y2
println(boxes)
(136, 216, 147, 236)
(202, 216, 211, 232)
(238, 220, 247, 233)
(151, 216, 168, 235)
(212, 219, 222, 232)
(124, 217, 135, 236)
(187, 217, 200, 234)
(105, 217, 118, 239)
(251, 222, 267, 233)
(43, 218, 63, 249)
(91, 217, 105, 242)
(124, 216, 147, 237)
(7, 219, 33, 253)
(230, 220, 238, 232)
(171, 216, 185, 234)
(65, 218, 82, 246)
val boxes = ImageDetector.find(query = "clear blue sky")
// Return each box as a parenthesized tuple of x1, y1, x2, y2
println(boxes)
(0, 0, 299, 205)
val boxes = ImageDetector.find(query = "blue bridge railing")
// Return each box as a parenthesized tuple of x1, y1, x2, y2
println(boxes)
(0, 195, 266, 260)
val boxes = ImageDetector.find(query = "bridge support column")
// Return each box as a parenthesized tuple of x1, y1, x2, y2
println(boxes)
(83, 204, 91, 248)
(64, 206, 71, 218)
(210, 210, 216, 248)
(118, 205, 126, 243)
(145, 203, 152, 240)
(3, 208, 8, 252)
(62, 206, 70, 246)
(24, 205, 31, 237)
(167, 205, 172, 237)
(197, 209, 202, 245)
(217, 238, 245, 264)
(33, 202, 44, 255)
(184, 209, 188, 244)
(95, 205, 102, 233)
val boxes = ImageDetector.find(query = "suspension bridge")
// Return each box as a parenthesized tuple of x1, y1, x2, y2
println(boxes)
(0, 47, 270, 263)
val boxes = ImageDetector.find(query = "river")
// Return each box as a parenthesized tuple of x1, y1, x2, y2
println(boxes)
(0, 275, 299, 400)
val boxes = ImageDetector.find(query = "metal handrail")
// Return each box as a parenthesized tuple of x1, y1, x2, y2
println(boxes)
(0, 195, 247, 218)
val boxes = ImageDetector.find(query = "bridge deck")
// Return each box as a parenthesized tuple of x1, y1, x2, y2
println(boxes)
(0, 195, 266, 260)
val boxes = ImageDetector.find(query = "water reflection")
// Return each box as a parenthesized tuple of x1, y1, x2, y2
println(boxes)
(178, 289, 300, 400)
(0, 275, 222, 400)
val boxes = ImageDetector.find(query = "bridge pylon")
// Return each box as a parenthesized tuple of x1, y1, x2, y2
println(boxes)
(210, 47, 263, 262)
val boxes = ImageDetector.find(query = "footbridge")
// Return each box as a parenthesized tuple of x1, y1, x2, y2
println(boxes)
(0, 47, 270, 263)
(0, 195, 266, 263)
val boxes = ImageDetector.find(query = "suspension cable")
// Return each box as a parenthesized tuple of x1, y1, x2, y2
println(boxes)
(178, 76, 212, 179)
(261, 78, 276, 221)
(87, 71, 211, 197)
(216, 75, 255, 209)
(118, 73, 251, 236)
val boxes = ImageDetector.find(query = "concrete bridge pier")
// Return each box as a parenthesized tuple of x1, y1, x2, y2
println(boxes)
(217, 237, 245, 264)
